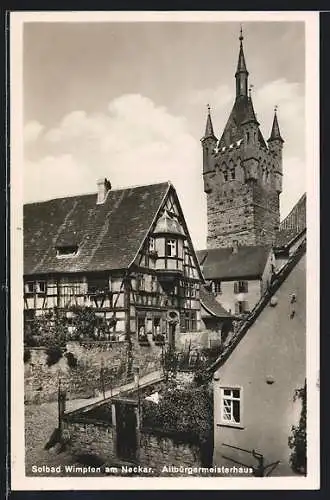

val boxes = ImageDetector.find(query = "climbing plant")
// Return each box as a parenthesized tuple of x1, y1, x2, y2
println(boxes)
(288, 380, 307, 475)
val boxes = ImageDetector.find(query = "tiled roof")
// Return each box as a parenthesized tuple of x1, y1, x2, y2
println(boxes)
(196, 245, 271, 281)
(24, 182, 169, 275)
(275, 193, 306, 249)
(200, 286, 231, 318)
(218, 95, 267, 149)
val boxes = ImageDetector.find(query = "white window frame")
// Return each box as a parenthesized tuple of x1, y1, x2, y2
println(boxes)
(36, 281, 46, 294)
(24, 282, 34, 294)
(220, 387, 243, 427)
(149, 237, 155, 252)
(166, 239, 177, 257)
(56, 246, 79, 258)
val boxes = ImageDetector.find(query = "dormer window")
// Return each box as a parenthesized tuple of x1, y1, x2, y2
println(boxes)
(56, 245, 79, 258)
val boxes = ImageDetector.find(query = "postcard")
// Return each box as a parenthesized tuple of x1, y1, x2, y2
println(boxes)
(10, 10, 319, 490)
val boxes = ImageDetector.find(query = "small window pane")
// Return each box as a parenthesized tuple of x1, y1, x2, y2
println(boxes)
(223, 389, 231, 396)
(233, 400, 240, 423)
(232, 389, 240, 398)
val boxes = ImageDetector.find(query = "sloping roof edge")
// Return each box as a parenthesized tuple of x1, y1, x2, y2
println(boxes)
(128, 182, 171, 269)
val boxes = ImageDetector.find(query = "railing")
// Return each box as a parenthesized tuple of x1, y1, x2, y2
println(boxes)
(162, 344, 223, 373)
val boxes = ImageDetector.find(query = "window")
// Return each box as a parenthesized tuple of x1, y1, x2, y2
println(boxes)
(36, 281, 46, 294)
(223, 171, 228, 182)
(184, 310, 197, 332)
(149, 237, 155, 252)
(230, 168, 236, 180)
(87, 277, 110, 294)
(220, 388, 241, 425)
(56, 245, 78, 258)
(235, 300, 249, 314)
(212, 280, 222, 294)
(137, 274, 145, 291)
(150, 275, 157, 293)
(166, 239, 177, 257)
(24, 282, 34, 294)
(234, 281, 248, 293)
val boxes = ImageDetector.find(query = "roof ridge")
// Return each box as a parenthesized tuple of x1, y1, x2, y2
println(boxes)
(280, 192, 306, 220)
(24, 181, 171, 207)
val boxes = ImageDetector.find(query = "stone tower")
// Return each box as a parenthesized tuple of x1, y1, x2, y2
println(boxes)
(201, 29, 284, 249)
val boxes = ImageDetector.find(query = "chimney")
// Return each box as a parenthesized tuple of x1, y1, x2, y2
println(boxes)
(96, 178, 111, 204)
(232, 240, 239, 254)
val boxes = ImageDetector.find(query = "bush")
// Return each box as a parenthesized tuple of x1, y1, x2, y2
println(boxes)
(24, 348, 31, 364)
(65, 352, 78, 369)
(142, 385, 213, 445)
(45, 345, 63, 366)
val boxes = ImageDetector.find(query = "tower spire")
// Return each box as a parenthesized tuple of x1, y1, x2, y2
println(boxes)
(235, 25, 249, 98)
(268, 106, 284, 143)
(202, 103, 216, 140)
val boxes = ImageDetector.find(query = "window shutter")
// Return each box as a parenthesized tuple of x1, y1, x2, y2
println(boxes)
(234, 282, 239, 294)
(244, 281, 249, 293)
(235, 302, 240, 315)
(243, 300, 249, 312)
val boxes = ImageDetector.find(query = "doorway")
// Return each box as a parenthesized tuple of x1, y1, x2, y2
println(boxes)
(115, 401, 138, 462)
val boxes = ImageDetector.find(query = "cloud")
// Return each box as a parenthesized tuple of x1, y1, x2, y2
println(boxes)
(24, 120, 44, 143)
(253, 78, 305, 157)
(24, 82, 305, 249)
(186, 84, 232, 110)
(24, 94, 206, 248)
(281, 156, 305, 219)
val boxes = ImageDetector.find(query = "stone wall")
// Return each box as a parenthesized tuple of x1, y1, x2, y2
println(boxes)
(204, 144, 281, 249)
(64, 420, 116, 464)
(63, 419, 203, 475)
(139, 431, 202, 474)
(24, 337, 163, 403)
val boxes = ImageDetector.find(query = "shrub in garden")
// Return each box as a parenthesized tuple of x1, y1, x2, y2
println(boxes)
(45, 345, 63, 366)
(65, 352, 78, 369)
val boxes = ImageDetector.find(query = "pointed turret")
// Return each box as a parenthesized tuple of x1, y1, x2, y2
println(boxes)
(202, 104, 216, 141)
(201, 105, 217, 185)
(235, 27, 249, 98)
(268, 107, 284, 143)
(268, 107, 284, 194)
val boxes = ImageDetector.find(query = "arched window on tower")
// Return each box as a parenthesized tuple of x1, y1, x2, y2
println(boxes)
(224, 171, 228, 182)
(230, 167, 236, 180)
(246, 131, 250, 143)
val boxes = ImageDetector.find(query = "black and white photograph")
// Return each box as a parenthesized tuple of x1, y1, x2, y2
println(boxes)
(10, 11, 319, 490)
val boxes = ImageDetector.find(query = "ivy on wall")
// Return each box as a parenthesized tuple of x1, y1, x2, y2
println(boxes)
(288, 380, 307, 475)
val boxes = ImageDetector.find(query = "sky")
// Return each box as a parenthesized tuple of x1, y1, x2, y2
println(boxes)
(23, 19, 305, 250)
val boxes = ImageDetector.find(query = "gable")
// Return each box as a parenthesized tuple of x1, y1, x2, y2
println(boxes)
(133, 185, 204, 281)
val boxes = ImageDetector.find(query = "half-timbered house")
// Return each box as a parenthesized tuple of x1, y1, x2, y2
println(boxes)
(24, 180, 204, 346)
